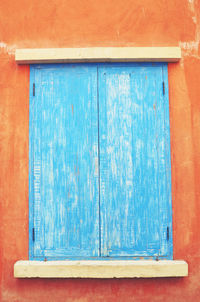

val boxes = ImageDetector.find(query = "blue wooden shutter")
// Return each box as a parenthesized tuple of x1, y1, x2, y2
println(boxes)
(29, 64, 100, 259)
(98, 63, 172, 258)
(29, 63, 172, 260)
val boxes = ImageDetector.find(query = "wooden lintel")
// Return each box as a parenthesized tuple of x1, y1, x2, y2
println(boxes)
(15, 47, 181, 64)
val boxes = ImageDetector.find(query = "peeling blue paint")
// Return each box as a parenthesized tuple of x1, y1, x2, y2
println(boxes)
(29, 63, 172, 260)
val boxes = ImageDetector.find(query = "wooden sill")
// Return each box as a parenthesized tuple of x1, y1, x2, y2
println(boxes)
(15, 47, 181, 64)
(14, 260, 188, 278)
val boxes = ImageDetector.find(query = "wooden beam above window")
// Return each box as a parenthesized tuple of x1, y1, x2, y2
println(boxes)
(15, 47, 181, 64)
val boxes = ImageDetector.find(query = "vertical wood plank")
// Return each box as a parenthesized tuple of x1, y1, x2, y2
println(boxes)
(98, 63, 172, 258)
(159, 64, 173, 257)
(30, 64, 99, 259)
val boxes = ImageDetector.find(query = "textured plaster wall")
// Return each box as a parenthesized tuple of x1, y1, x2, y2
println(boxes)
(0, 0, 200, 301)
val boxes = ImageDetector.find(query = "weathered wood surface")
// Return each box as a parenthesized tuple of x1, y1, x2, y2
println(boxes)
(98, 64, 172, 257)
(30, 65, 99, 258)
(29, 63, 172, 260)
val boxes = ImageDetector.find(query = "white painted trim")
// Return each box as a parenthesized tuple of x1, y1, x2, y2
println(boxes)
(14, 260, 188, 278)
(15, 47, 181, 64)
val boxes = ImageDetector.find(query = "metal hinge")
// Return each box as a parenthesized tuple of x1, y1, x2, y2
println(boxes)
(33, 83, 35, 96)
(32, 227, 35, 242)
(162, 81, 165, 95)
(167, 226, 169, 241)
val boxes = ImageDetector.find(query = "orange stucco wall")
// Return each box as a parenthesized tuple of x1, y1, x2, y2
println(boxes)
(1, 0, 200, 301)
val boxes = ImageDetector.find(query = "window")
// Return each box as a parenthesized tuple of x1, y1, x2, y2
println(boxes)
(29, 63, 172, 260)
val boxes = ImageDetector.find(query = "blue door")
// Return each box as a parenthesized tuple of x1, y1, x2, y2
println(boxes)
(29, 63, 172, 260)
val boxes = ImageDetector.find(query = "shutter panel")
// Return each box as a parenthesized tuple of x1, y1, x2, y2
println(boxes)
(98, 63, 172, 258)
(29, 64, 99, 259)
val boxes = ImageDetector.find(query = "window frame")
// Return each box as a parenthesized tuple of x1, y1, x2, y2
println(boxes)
(14, 48, 189, 279)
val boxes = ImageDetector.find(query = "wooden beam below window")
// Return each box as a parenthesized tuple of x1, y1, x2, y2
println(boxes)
(14, 260, 188, 278)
